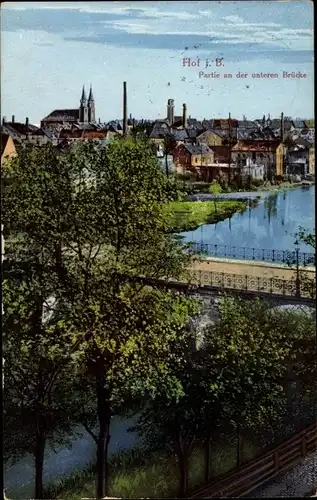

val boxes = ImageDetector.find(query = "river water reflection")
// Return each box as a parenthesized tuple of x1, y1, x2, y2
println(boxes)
(180, 186, 315, 254)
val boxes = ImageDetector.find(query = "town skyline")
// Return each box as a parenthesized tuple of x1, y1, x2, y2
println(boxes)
(2, 1, 314, 124)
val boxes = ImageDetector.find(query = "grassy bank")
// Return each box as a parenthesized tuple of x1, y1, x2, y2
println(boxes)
(164, 200, 247, 232)
(41, 439, 260, 499)
(177, 177, 314, 196)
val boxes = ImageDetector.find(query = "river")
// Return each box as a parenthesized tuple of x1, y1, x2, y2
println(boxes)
(180, 186, 315, 254)
(4, 415, 139, 498)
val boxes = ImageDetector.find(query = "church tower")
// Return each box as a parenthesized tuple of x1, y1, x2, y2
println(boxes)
(88, 85, 95, 123)
(79, 86, 88, 123)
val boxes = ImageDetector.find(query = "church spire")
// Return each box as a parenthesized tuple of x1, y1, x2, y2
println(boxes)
(88, 84, 94, 102)
(87, 84, 95, 123)
(80, 85, 87, 105)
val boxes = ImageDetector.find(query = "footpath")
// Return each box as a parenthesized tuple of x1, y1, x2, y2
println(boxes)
(188, 256, 315, 281)
(247, 450, 317, 498)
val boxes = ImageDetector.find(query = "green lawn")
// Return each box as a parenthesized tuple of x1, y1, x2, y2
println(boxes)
(41, 438, 261, 499)
(164, 200, 247, 232)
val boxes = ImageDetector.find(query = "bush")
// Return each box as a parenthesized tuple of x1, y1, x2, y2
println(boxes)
(208, 180, 223, 195)
(251, 179, 263, 187)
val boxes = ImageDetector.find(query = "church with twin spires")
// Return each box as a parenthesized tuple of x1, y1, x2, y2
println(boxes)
(41, 85, 96, 128)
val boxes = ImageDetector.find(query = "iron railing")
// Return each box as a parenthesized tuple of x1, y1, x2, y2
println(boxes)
(187, 243, 316, 267)
(186, 270, 316, 299)
(188, 422, 317, 498)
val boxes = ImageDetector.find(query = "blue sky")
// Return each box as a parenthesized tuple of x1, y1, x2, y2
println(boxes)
(1, 1, 314, 124)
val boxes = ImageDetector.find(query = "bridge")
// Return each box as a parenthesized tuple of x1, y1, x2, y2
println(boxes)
(129, 269, 316, 308)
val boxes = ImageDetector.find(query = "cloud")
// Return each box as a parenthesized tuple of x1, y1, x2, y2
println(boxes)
(1, 2, 313, 56)
(223, 15, 244, 23)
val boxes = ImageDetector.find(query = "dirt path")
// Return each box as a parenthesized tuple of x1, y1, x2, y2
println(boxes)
(187, 257, 315, 281)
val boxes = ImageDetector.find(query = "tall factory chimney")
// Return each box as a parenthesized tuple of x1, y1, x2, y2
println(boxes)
(11, 115, 15, 123)
(182, 103, 188, 128)
(280, 112, 284, 141)
(123, 81, 127, 136)
(25, 117, 29, 139)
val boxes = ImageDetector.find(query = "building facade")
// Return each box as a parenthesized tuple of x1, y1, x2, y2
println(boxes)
(41, 85, 96, 128)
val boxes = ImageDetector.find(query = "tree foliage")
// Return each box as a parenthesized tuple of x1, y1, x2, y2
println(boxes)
(134, 295, 314, 496)
(2, 139, 198, 499)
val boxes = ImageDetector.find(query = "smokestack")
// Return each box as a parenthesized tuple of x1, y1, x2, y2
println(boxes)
(182, 103, 187, 128)
(123, 81, 127, 136)
(2, 116, 6, 125)
(280, 112, 284, 141)
(12, 115, 15, 123)
(132, 118, 135, 130)
(129, 113, 132, 120)
(25, 117, 29, 138)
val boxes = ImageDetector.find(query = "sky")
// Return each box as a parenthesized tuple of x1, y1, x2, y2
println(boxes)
(1, 0, 314, 125)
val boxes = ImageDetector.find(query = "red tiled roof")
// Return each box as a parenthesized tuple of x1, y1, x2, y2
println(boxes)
(232, 139, 281, 152)
(213, 118, 239, 129)
(212, 145, 230, 161)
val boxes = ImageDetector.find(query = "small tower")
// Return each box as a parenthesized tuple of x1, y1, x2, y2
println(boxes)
(88, 85, 95, 123)
(167, 99, 174, 126)
(79, 86, 88, 123)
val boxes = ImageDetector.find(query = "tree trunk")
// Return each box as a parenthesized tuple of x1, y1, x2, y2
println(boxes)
(35, 426, 46, 499)
(204, 432, 212, 483)
(176, 431, 190, 498)
(96, 373, 112, 499)
(236, 424, 242, 469)
(178, 450, 188, 498)
(165, 153, 169, 177)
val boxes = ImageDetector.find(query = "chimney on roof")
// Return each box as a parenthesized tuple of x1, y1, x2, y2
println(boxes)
(182, 103, 188, 129)
(123, 81, 128, 136)
(12, 115, 15, 123)
(280, 112, 284, 141)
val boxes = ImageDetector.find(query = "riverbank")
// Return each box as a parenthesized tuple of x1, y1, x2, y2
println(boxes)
(180, 179, 314, 196)
(164, 200, 248, 232)
(252, 181, 314, 192)
(41, 438, 260, 499)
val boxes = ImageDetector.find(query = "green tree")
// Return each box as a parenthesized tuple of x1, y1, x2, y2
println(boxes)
(208, 180, 223, 213)
(135, 295, 305, 496)
(163, 134, 177, 177)
(2, 260, 82, 499)
(2, 139, 198, 499)
(289, 227, 316, 386)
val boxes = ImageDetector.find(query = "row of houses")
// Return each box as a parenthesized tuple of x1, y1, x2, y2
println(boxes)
(1, 92, 315, 180)
(148, 101, 315, 181)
